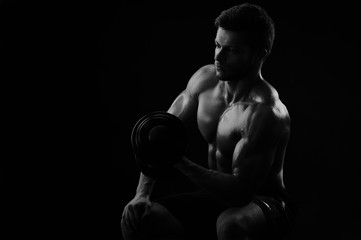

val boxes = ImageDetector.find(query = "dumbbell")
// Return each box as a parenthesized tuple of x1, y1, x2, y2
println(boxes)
(131, 111, 188, 179)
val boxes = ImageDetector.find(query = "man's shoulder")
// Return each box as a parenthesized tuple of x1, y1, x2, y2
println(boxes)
(249, 79, 277, 103)
(250, 80, 288, 114)
(248, 80, 290, 127)
(250, 101, 289, 122)
(186, 64, 218, 96)
(243, 100, 290, 142)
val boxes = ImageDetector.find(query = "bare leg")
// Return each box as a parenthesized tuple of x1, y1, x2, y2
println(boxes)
(121, 202, 186, 240)
(216, 202, 266, 240)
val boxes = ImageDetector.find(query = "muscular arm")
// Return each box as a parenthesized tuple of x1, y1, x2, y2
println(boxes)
(167, 65, 215, 124)
(133, 66, 212, 196)
(175, 104, 286, 207)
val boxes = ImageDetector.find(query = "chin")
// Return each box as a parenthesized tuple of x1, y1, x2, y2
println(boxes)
(216, 71, 237, 81)
(216, 70, 228, 81)
(216, 73, 224, 80)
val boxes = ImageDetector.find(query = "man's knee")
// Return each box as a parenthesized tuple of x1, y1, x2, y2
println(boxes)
(217, 209, 249, 240)
(135, 202, 184, 237)
(126, 202, 167, 233)
(121, 202, 166, 240)
(140, 202, 164, 230)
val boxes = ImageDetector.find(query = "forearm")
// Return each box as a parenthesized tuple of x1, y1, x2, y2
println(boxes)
(135, 173, 156, 198)
(174, 157, 252, 207)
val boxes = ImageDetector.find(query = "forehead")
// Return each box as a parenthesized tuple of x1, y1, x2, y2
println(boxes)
(215, 27, 248, 46)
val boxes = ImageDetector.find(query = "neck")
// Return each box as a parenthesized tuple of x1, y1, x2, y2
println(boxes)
(223, 69, 263, 105)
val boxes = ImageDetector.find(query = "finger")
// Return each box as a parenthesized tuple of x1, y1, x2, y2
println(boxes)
(121, 207, 126, 226)
(121, 206, 126, 221)
(121, 215, 127, 229)
(123, 207, 134, 231)
(127, 206, 138, 231)
(141, 202, 151, 220)
(121, 209, 129, 230)
(133, 206, 142, 227)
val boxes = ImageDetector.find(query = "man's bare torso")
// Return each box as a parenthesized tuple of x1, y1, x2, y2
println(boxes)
(196, 65, 290, 194)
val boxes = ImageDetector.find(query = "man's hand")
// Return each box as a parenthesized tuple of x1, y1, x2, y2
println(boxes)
(121, 195, 152, 232)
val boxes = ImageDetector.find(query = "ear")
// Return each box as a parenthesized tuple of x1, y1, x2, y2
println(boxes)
(251, 48, 269, 64)
(258, 48, 269, 62)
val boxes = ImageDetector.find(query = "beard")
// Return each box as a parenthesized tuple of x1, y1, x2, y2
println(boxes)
(216, 63, 253, 81)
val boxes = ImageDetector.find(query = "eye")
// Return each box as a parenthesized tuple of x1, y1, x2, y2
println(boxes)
(215, 41, 221, 49)
(229, 47, 240, 53)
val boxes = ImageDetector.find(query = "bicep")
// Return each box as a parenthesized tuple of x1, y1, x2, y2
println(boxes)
(232, 108, 281, 188)
(232, 137, 274, 186)
(167, 65, 213, 126)
(167, 90, 197, 126)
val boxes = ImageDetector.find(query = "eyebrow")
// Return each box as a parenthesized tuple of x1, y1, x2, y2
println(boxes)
(214, 39, 241, 48)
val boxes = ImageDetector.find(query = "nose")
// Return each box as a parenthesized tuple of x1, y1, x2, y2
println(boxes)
(214, 47, 225, 62)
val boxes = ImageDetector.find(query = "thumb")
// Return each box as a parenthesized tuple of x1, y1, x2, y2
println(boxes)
(141, 201, 152, 220)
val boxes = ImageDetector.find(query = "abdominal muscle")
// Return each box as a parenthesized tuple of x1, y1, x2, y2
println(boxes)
(207, 143, 232, 173)
(207, 139, 286, 196)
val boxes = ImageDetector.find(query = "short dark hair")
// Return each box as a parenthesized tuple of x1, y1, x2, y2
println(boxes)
(214, 3, 275, 53)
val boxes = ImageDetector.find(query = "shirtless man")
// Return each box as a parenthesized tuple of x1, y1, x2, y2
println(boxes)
(122, 3, 295, 240)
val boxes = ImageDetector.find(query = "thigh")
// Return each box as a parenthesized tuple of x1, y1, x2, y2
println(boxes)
(252, 196, 295, 239)
(122, 201, 186, 240)
(154, 191, 227, 240)
(141, 202, 186, 237)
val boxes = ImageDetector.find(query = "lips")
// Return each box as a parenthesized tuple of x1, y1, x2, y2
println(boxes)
(215, 62, 225, 71)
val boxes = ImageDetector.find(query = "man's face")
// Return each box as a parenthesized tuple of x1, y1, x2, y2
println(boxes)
(214, 27, 255, 81)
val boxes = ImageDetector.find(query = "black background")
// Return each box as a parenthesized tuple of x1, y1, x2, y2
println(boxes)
(1, 0, 360, 239)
